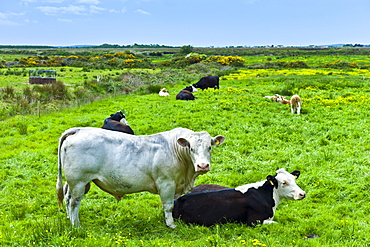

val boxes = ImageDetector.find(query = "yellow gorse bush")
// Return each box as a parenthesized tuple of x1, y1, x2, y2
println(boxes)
(121, 59, 143, 68)
(205, 55, 246, 66)
(223, 68, 370, 80)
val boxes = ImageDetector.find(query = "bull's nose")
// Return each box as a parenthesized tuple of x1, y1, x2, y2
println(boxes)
(197, 163, 210, 172)
(299, 192, 306, 199)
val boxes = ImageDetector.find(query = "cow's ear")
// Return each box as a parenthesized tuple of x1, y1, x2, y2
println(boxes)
(212, 135, 225, 146)
(267, 175, 278, 188)
(177, 138, 190, 148)
(291, 171, 300, 179)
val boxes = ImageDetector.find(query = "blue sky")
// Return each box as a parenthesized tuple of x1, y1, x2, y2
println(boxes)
(1, 0, 369, 47)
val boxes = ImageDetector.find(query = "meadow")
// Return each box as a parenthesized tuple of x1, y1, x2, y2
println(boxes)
(1, 49, 370, 246)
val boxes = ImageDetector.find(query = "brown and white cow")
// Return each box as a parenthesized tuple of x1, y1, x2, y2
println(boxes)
(56, 127, 225, 228)
(159, 88, 170, 97)
(290, 95, 301, 114)
(264, 94, 286, 102)
(174, 168, 305, 226)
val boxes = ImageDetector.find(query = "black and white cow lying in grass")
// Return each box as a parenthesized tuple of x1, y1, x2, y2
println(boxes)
(101, 111, 134, 135)
(173, 168, 306, 226)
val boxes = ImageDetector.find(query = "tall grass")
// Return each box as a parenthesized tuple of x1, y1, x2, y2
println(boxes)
(1, 66, 370, 246)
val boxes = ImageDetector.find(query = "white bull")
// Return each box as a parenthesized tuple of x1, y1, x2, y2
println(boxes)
(56, 127, 225, 228)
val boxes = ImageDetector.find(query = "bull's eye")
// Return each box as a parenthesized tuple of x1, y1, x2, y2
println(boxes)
(208, 146, 212, 151)
(190, 148, 194, 152)
(282, 181, 288, 186)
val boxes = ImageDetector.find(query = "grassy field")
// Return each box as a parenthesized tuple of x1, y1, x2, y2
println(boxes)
(1, 53, 370, 246)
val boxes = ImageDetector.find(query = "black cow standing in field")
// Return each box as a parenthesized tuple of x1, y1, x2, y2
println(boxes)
(193, 76, 219, 90)
(101, 111, 135, 135)
(176, 85, 198, 100)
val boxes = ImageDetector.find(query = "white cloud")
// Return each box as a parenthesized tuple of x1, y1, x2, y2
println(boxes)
(0, 19, 20, 26)
(44, 0, 67, 3)
(20, 0, 66, 5)
(0, 11, 26, 26)
(36, 4, 108, 16)
(20, 0, 38, 6)
(0, 11, 26, 19)
(36, 5, 87, 15)
(89, 5, 105, 14)
(57, 18, 72, 22)
(24, 19, 38, 24)
(77, 0, 100, 4)
(135, 9, 150, 15)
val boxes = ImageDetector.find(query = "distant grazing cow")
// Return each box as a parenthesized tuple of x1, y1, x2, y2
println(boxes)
(176, 86, 198, 100)
(193, 76, 219, 90)
(290, 95, 301, 114)
(264, 94, 286, 102)
(101, 111, 134, 135)
(159, 88, 170, 97)
(56, 127, 225, 228)
(173, 168, 305, 226)
(279, 99, 291, 105)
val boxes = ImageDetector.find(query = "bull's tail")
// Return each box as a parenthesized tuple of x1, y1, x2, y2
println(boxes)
(56, 128, 78, 209)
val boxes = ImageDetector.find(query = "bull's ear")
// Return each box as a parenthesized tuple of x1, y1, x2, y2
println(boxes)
(266, 175, 278, 188)
(177, 138, 190, 148)
(291, 171, 300, 179)
(212, 135, 225, 146)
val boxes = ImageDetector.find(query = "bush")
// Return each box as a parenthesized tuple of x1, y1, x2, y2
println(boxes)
(323, 60, 358, 69)
(205, 56, 246, 66)
(1, 86, 15, 99)
(33, 81, 69, 102)
(180, 45, 193, 54)
(146, 84, 162, 94)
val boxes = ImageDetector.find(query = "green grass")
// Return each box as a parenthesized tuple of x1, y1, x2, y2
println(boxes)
(1, 61, 370, 246)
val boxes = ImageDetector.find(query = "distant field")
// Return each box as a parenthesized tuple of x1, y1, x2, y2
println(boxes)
(1, 49, 370, 246)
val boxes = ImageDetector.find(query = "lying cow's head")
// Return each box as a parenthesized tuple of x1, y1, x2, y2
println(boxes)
(177, 132, 225, 174)
(110, 111, 126, 121)
(274, 168, 306, 200)
(184, 85, 198, 93)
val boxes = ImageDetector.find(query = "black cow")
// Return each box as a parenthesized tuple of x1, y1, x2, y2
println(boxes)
(192, 76, 219, 90)
(176, 86, 198, 100)
(173, 175, 278, 227)
(101, 111, 134, 135)
(185, 168, 306, 224)
(188, 184, 229, 193)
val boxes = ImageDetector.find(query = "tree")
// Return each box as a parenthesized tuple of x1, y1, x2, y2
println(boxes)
(180, 45, 193, 54)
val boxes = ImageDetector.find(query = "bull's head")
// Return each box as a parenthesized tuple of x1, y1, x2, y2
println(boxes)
(177, 132, 225, 174)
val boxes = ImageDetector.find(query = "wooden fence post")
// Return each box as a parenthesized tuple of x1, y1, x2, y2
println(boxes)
(37, 100, 40, 118)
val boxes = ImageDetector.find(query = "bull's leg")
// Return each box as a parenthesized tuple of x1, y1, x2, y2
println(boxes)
(68, 183, 86, 227)
(297, 105, 301, 115)
(63, 183, 71, 219)
(158, 182, 177, 229)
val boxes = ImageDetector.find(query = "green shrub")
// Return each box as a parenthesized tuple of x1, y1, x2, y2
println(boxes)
(1, 85, 15, 99)
(324, 60, 358, 68)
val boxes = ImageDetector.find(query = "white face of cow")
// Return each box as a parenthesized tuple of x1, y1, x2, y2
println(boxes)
(275, 168, 306, 200)
(120, 118, 129, 125)
(177, 132, 225, 174)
